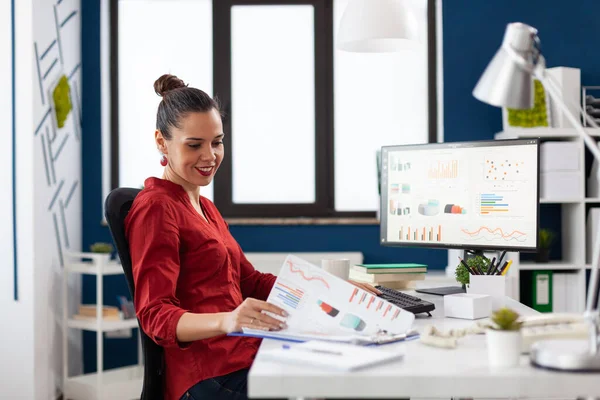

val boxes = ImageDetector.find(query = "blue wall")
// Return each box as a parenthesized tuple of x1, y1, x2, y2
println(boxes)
(443, 0, 598, 143)
(82, 0, 600, 373)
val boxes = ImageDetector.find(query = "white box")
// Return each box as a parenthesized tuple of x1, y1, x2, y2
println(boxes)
(540, 141, 580, 172)
(547, 67, 581, 128)
(467, 275, 516, 311)
(444, 293, 492, 320)
(541, 171, 582, 199)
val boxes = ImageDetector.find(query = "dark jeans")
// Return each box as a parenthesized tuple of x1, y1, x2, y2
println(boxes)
(180, 367, 407, 400)
(181, 368, 251, 400)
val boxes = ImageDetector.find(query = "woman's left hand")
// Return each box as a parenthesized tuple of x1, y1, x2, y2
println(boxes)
(348, 280, 381, 295)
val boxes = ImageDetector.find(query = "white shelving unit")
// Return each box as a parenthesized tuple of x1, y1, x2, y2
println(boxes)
(63, 251, 143, 400)
(495, 127, 600, 312)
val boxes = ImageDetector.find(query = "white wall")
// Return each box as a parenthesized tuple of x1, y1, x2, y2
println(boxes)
(1, 1, 82, 399)
(32, 0, 83, 398)
(0, 0, 35, 399)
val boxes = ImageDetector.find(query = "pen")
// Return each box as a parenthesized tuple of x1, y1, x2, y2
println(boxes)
(488, 257, 496, 275)
(488, 259, 501, 276)
(459, 257, 476, 275)
(496, 261, 508, 275)
(282, 344, 343, 356)
(501, 260, 513, 276)
(496, 250, 507, 270)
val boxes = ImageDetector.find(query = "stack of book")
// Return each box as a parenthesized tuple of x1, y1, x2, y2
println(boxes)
(73, 305, 122, 321)
(349, 263, 427, 289)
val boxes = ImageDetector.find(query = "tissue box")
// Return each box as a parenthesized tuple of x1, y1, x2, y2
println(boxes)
(444, 293, 492, 320)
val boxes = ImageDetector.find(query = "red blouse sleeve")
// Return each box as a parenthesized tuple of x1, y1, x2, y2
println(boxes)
(237, 246, 276, 301)
(126, 199, 189, 349)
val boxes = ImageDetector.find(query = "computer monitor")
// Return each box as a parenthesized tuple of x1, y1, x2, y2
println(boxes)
(380, 139, 539, 252)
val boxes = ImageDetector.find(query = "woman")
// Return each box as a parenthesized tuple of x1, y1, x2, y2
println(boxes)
(125, 74, 378, 400)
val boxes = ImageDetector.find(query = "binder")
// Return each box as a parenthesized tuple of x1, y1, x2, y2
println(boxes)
(532, 270, 553, 313)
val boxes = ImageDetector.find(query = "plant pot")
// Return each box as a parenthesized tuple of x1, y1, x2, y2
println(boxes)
(535, 248, 550, 263)
(486, 329, 522, 368)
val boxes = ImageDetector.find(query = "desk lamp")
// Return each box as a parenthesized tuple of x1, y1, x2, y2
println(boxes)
(473, 22, 600, 371)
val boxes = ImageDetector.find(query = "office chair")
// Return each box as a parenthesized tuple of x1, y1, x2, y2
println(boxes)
(105, 188, 164, 400)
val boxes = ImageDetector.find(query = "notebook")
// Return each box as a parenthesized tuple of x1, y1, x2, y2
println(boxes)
(353, 263, 427, 274)
(259, 340, 405, 371)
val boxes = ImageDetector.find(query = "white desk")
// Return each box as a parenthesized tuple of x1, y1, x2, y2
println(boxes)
(249, 292, 600, 399)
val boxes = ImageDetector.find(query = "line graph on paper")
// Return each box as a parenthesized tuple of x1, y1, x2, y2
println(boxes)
(461, 226, 527, 243)
(287, 260, 331, 289)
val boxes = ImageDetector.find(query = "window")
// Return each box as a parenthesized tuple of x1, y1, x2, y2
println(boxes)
(112, 0, 214, 199)
(109, 0, 438, 218)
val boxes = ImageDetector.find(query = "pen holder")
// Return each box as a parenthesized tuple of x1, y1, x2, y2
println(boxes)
(467, 275, 515, 311)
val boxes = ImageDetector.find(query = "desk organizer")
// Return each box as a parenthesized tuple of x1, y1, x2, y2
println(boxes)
(444, 293, 492, 320)
(466, 275, 516, 310)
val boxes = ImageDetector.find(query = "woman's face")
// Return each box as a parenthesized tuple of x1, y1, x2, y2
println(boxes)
(157, 108, 224, 187)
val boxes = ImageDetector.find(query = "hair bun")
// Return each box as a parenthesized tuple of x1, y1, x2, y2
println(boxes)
(154, 74, 187, 97)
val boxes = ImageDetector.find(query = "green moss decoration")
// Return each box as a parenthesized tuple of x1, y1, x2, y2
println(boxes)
(52, 75, 72, 128)
(506, 79, 549, 127)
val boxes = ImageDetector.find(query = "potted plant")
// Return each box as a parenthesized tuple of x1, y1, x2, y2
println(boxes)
(486, 307, 522, 368)
(536, 229, 555, 263)
(90, 242, 114, 263)
(455, 255, 491, 288)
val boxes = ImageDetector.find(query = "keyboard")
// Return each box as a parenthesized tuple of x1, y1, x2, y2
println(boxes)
(375, 285, 436, 316)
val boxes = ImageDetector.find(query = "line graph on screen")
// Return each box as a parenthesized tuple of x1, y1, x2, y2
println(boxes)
(461, 226, 527, 243)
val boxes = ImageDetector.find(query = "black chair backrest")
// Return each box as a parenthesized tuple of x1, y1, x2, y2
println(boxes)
(105, 188, 164, 400)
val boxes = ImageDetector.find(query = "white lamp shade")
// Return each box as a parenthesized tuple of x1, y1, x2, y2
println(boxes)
(472, 23, 538, 109)
(337, 0, 419, 52)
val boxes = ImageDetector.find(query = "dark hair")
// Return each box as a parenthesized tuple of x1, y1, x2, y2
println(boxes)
(153, 74, 221, 140)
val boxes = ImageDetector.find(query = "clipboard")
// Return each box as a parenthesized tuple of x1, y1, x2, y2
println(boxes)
(228, 328, 420, 346)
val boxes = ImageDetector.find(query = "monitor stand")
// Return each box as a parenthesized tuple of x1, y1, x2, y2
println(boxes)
(415, 249, 483, 296)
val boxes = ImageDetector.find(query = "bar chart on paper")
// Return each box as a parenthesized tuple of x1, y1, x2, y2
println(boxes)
(272, 281, 305, 309)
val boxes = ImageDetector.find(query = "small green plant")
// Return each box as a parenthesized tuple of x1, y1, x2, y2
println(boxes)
(539, 228, 555, 249)
(90, 242, 114, 254)
(455, 255, 491, 286)
(489, 307, 522, 331)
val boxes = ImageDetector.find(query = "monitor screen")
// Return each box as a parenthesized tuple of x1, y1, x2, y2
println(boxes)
(380, 139, 539, 252)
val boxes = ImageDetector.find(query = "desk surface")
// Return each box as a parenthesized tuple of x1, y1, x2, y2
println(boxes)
(249, 291, 600, 399)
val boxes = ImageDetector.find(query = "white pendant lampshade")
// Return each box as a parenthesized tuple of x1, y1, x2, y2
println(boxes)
(337, 0, 419, 52)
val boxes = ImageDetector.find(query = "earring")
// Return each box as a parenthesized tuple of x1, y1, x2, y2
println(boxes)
(160, 154, 168, 166)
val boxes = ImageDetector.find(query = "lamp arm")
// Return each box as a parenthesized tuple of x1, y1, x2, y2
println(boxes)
(535, 67, 600, 354)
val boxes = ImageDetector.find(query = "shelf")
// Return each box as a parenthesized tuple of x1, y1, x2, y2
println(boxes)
(540, 198, 581, 204)
(67, 317, 138, 332)
(65, 365, 143, 400)
(585, 198, 600, 203)
(496, 127, 600, 139)
(519, 261, 581, 270)
(66, 261, 123, 275)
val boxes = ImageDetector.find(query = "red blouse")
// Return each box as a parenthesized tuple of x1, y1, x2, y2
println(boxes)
(125, 177, 276, 400)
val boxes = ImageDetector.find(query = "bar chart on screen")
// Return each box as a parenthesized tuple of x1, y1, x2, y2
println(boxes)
(428, 160, 459, 179)
(399, 225, 442, 241)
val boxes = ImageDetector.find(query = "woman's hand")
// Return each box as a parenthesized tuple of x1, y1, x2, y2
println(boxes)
(348, 280, 382, 295)
(221, 298, 288, 334)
